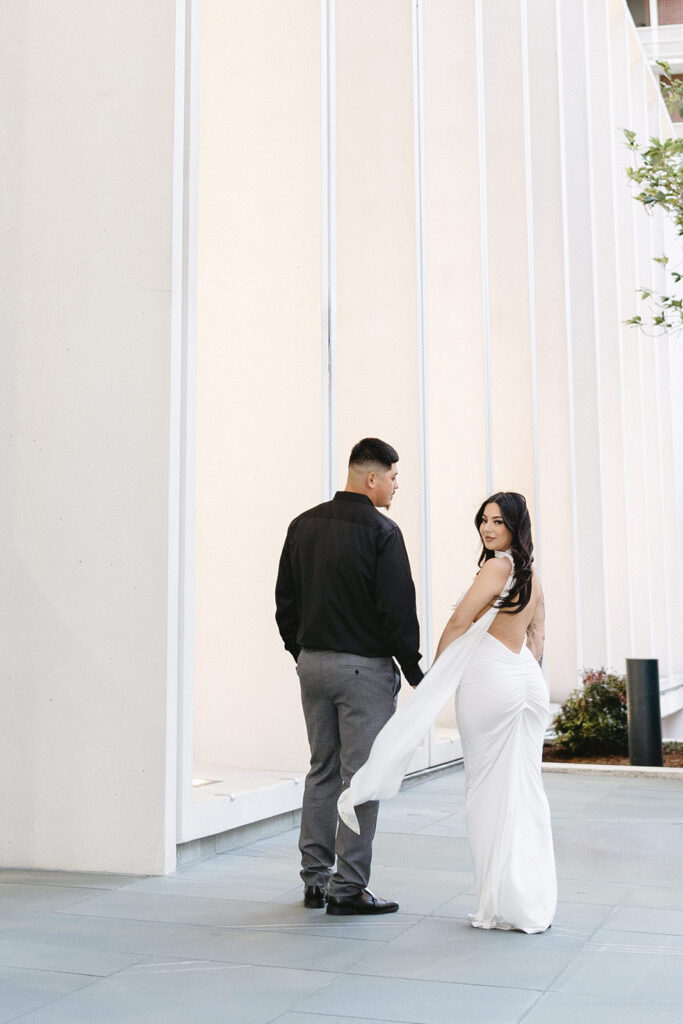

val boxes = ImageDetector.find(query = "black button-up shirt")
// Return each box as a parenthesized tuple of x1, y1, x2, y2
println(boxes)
(275, 491, 423, 686)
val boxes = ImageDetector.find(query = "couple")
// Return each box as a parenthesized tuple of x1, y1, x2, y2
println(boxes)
(275, 437, 556, 933)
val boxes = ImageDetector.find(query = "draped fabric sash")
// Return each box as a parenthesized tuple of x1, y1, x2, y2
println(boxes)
(337, 556, 514, 834)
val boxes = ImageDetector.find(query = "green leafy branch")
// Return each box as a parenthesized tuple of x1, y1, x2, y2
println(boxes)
(622, 62, 683, 333)
(656, 60, 683, 119)
(624, 130, 683, 233)
(623, 257, 683, 333)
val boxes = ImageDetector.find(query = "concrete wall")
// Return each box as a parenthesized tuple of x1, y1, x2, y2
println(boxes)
(187, 0, 683, 846)
(3, 0, 682, 872)
(1, 1, 177, 873)
(193, 0, 322, 774)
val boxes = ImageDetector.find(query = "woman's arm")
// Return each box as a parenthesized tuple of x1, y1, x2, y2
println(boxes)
(433, 558, 511, 662)
(526, 589, 545, 665)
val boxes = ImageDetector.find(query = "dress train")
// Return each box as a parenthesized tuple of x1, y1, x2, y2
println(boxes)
(337, 552, 515, 833)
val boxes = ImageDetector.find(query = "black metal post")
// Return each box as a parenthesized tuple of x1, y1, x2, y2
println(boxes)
(625, 659, 663, 767)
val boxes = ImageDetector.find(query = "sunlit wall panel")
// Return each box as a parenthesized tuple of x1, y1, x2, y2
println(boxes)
(421, 0, 489, 744)
(334, 0, 424, 699)
(194, 0, 323, 772)
(526, 0, 578, 697)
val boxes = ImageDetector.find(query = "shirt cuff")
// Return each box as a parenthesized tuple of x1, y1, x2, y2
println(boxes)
(402, 662, 424, 687)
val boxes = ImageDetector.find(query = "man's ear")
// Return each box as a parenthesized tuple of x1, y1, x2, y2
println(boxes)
(365, 471, 376, 490)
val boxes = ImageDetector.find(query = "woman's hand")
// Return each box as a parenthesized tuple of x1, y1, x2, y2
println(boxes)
(434, 557, 511, 662)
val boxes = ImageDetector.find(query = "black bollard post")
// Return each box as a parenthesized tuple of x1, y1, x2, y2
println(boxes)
(625, 659, 663, 767)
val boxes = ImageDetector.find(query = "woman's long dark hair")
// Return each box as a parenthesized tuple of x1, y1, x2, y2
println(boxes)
(475, 492, 533, 614)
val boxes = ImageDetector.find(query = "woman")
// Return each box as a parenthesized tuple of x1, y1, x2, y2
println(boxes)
(442, 493, 556, 933)
(337, 491, 556, 933)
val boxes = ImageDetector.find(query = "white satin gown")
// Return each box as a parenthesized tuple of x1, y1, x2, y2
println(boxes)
(338, 550, 556, 934)
(456, 631, 556, 932)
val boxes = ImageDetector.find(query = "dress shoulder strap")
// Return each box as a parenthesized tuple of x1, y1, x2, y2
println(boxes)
(494, 548, 514, 568)
(493, 549, 514, 601)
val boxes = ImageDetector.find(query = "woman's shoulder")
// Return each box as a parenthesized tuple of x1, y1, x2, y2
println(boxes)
(479, 555, 513, 580)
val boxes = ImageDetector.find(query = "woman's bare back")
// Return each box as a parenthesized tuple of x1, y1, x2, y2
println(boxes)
(487, 571, 544, 658)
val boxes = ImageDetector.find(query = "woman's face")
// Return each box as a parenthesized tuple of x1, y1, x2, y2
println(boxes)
(479, 502, 513, 552)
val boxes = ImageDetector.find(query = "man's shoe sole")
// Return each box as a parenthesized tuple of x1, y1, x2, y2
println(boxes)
(303, 896, 326, 909)
(326, 902, 398, 916)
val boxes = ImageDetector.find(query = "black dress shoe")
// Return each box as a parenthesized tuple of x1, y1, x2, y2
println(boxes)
(303, 885, 328, 908)
(326, 889, 399, 916)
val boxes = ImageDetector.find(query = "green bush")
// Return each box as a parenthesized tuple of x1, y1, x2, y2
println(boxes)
(552, 669, 628, 757)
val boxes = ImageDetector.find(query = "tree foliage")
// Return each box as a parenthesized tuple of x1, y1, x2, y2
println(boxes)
(624, 62, 683, 333)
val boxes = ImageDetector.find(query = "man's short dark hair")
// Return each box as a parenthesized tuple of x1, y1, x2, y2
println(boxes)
(348, 437, 399, 469)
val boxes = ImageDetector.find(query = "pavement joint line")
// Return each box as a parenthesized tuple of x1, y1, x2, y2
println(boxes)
(2, 973, 103, 1024)
(0, 881, 134, 891)
(207, 922, 414, 932)
(39, 912, 415, 941)
(557, 875, 678, 887)
(342, 970, 546, 994)
(542, 763, 683, 778)
(517, 987, 551, 1023)
(0, 963, 120, 980)
(533, 935, 586, 1001)
(130, 962, 246, 974)
(276, 1006, 425, 1024)
(585, 942, 683, 954)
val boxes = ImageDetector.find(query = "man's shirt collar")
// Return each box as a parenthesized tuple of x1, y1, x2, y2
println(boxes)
(333, 491, 375, 508)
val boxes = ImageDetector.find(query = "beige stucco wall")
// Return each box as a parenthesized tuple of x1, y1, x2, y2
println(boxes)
(192, 0, 683, 815)
(194, 0, 322, 772)
(4, 0, 682, 871)
(1, 1, 177, 873)
(334, 0, 424, 718)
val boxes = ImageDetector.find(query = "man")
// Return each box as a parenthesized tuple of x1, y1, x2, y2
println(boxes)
(275, 437, 423, 916)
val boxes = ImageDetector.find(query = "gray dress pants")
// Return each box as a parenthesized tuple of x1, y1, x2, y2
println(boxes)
(296, 648, 399, 898)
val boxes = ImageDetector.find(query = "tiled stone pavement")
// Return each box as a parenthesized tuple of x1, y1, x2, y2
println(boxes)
(1, 766, 682, 1022)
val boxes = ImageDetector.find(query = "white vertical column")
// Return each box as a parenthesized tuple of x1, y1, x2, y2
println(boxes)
(520, 0, 542, 574)
(334, 0, 422, 744)
(556, 0, 583, 674)
(643, 70, 668, 667)
(321, 0, 337, 498)
(1, 0, 178, 874)
(637, 76, 657, 658)
(412, 0, 432, 661)
(659, 167, 683, 682)
(481, 1, 536, 504)
(421, 0, 489, 727)
(556, 0, 613, 671)
(474, 0, 493, 493)
(653, 291, 673, 680)
(172, 0, 200, 850)
(604, 0, 635, 660)
(667, 313, 683, 683)
(582, 0, 614, 667)
(623, 20, 655, 656)
(525, 0, 577, 699)
(193, 0, 323, 789)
